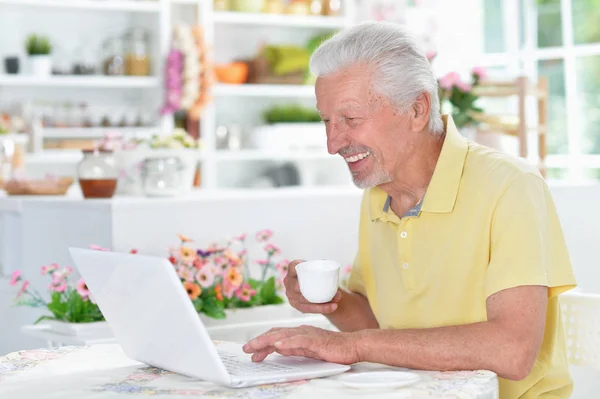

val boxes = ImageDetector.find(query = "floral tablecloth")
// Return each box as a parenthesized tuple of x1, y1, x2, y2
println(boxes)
(0, 344, 498, 399)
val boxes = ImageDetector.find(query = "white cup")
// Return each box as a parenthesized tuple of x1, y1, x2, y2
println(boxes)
(296, 260, 341, 304)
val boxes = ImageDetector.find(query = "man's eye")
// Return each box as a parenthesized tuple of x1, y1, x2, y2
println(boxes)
(322, 119, 330, 124)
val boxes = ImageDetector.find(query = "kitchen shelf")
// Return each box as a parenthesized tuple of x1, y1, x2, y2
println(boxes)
(213, 11, 348, 29)
(0, 0, 161, 12)
(0, 134, 29, 144)
(25, 150, 84, 164)
(214, 149, 333, 161)
(213, 83, 315, 98)
(42, 127, 159, 139)
(0, 75, 159, 88)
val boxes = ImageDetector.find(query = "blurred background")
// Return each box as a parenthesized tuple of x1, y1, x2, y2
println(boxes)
(0, 0, 598, 188)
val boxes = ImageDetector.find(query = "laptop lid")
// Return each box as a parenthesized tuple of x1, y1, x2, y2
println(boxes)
(68, 247, 231, 385)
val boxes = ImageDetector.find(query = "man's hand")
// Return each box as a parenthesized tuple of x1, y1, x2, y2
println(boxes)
(242, 325, 360, 365)
(284, 260, 342, 314)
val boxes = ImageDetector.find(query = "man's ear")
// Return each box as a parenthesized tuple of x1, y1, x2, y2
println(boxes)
(411, 92, 432, 132)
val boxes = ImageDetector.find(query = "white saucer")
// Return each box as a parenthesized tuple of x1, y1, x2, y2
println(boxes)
(337, 371, 421, 390)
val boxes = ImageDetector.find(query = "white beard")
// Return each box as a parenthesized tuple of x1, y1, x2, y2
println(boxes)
(351, 154, 392, 189)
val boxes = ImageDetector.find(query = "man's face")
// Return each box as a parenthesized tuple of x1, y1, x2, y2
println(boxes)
(315, 64, 415, 189)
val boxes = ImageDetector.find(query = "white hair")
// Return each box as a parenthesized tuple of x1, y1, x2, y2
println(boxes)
(310, 21, 444, 135)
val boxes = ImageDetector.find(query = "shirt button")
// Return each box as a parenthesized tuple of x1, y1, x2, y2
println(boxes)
(403, 262, 409, 269)
(400, 231, 408, 238)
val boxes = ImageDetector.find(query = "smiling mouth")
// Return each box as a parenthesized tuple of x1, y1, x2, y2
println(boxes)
(343, 150, 371, 163)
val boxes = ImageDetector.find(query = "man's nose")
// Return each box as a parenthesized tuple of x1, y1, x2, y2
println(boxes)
(326, 125, 348, 155)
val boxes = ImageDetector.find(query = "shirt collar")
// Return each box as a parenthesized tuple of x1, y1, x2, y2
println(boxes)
(368, 115, 468, 221)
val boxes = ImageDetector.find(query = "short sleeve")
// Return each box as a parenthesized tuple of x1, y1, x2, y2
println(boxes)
(484, 173, 577, 299)
(345, 253, 367, 296)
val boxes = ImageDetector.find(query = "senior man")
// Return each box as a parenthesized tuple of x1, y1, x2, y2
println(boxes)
(243, 22, 577, 399)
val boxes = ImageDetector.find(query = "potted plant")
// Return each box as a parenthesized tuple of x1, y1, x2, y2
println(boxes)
(168, 230, 290, 326)
(25, 34, 52, 77)
(9, 262, 111, 337)
(248, 104, 326, 151)
(437, 67, 487, 134)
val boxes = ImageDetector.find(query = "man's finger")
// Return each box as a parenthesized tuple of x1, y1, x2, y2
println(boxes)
(290, 299, 338, 314)
(251, 347, 275, 362)
(274, 334, 316, 352)
(288, 260, 304, 274)
(243, 328, 301, 353)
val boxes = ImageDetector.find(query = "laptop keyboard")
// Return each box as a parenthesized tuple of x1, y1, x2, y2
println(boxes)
(218, 350, 294, 376)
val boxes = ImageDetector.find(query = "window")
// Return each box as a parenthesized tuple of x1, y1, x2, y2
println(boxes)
(480, 0, 600, 182)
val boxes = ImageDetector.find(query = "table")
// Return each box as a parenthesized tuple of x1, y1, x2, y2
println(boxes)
(0, 344, 498, 399)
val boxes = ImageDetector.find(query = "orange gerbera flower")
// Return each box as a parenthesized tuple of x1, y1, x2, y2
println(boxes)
(225, 267, 243, 288)
(180, 246, 196, 262)
(225, 250, 242, 267)
(184, 282, 201, 300)
(214, 284, 224, 301)
(178, 233, 193, 243)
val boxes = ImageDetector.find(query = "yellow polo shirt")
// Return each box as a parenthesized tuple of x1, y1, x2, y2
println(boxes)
(347, 116, 577, 399)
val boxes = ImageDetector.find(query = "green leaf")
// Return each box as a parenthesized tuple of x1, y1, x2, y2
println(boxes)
(193, 298, 204, 313)
(47, 292, 68, 320)
(248, 278, 261, 290)
(202, 296, 226, 319)
(259, 277, 277, 302)
(269, 295, 285, 305)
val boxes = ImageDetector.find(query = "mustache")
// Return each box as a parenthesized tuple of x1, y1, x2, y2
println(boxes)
(338, 145, 371, 156)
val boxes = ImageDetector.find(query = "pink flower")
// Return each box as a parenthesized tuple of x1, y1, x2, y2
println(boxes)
(439, 71, 460, 90)
(343, 264, 352, 275)
(255, 229, 273, 242)
(53, 284, 67, 293)
(89, 244, 110, 251)
(17, 280, 29, 297)
(9, 270, 21, 286)
(224, 250, 242, 267)
(472, 66, 487, 80)
(256, 259, 269, 267)
(276, 259, 289, 275)
(51, 268, 71, 285)
(76, 278, 90, 299)
(425, 50, 437, 62)
(233, 233, 247, 242)
(196, 267, 215, 288)
(235, 283, 256, 302)
(264, 243, 281, 257)
(223, 279, 237, 299)
(41, 263, 59, 275)
(193, 257, 206, 269)
(455, 80, 472, 92)
(177, 266, 195, 283)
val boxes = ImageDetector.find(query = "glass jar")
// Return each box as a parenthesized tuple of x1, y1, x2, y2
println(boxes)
(124, 28, 151, 76)
(102, 37, 125, 76)
(141, 156, 186, 197)
(77, 149, 119, 199)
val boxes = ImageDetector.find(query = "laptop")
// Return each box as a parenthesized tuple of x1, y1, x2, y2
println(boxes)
(68, 247, 350, 388)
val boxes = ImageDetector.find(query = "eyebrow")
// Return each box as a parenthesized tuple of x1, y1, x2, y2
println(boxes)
(317, 100, 366, 115)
